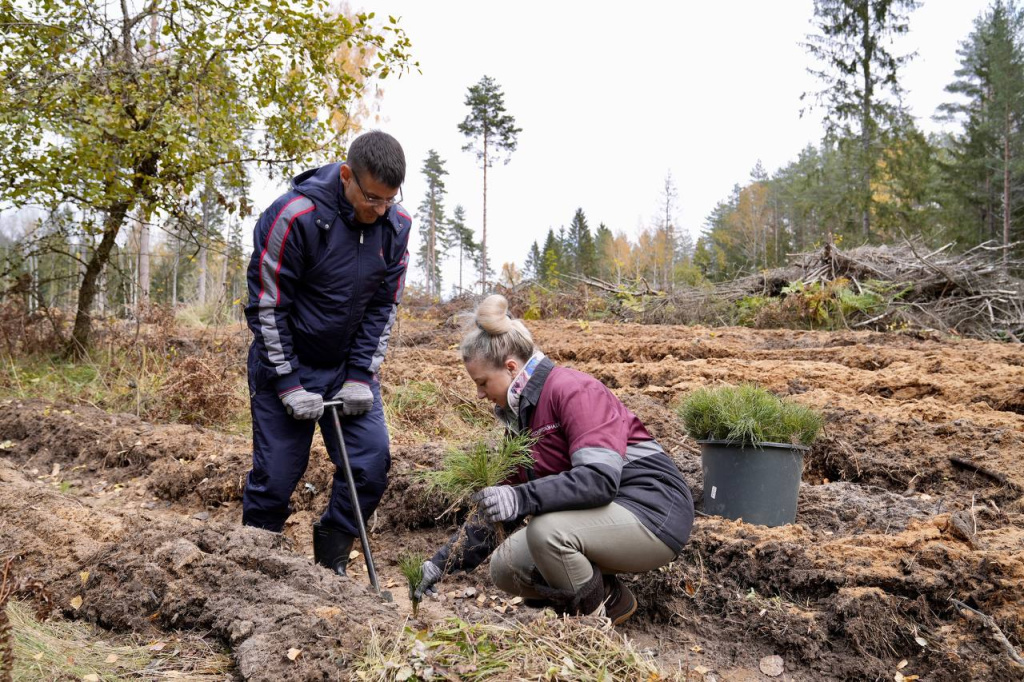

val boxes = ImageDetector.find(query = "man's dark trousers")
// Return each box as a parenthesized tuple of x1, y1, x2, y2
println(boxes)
(242, 360, 390, 534)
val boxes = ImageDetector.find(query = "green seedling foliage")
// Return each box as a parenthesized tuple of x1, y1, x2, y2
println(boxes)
(678, 384, 823, 448)
(423, 431, 536, 507)
(398, 552, 427, 618)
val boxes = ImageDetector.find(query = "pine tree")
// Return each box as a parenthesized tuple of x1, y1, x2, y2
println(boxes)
(415, 150, 449, 299)
(458, 75, 521, 292)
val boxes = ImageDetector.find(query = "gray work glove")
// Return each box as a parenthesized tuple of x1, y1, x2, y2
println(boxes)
(334, 381, 373, 416)
(279, 388, 324, 420)
(472, 485, 519, 523)
(413, 560, 443, 600)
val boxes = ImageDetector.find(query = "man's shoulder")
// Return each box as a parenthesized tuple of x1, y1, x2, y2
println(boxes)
(388, 204, 413, 233)
(259, 191, 317, 230)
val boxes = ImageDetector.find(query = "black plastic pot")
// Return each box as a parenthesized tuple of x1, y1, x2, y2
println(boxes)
(699, 440, 807, 527)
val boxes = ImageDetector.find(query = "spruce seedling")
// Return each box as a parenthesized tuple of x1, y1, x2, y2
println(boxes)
(398, 552, 427, 617)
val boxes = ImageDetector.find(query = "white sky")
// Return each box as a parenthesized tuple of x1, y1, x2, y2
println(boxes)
(253, 0, 991, 292)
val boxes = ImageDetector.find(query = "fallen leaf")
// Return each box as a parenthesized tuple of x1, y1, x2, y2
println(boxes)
(897, 660, 908, 670)
(895, 673, 906, 682)
(80, 571, 89, 584)
(385, 579, 398, 588)
(70, 595, 83, 610)
(476, 594, 486, 604)
(104, 653, 118, 663)
(694, 665, 710, 675)
(914, 636, 928, 648)
(348, 550, 360, 560)
(0, 440, 14, 450)
(149, 641, 166, 652)
(509, 596, 523, 605)
(287, 648, 302, 661)
(396, 665, 414, 681)
(759, 655, 784, 677)
(33, 652, 43, 661)
(690, 646, 703, 653)
(684, 581, 696, 596)
(83, 675, 100, 682)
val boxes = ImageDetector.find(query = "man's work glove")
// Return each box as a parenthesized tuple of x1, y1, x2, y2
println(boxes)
(279, 387, 324, 420)
(334, 381, 373, 416)
(413, 560, 443, 600)
(472, 485, 519, 523)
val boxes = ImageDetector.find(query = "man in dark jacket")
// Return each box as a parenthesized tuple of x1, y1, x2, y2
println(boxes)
(241, 130, 411, 576)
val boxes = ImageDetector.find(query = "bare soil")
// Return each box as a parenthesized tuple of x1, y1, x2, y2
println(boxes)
(1, 319, 1022, 680)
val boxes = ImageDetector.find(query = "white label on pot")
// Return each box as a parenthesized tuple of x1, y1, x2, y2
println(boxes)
(710, 486, 717, 499)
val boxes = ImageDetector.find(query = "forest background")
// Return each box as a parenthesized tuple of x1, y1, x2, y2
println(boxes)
(1, 0, 1023, 353)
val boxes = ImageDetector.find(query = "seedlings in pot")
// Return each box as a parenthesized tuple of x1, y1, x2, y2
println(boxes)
(678, 383, 823, 447)
(398, 552, 427, 617)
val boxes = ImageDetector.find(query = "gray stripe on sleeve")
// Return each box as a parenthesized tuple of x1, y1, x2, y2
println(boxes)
(257, 196, 313, 375)
(369, 304, 398, 374)
(624, 440, 666, 463)
(570, 447, 625, 474)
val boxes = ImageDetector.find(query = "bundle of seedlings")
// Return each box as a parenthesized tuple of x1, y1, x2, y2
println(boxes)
(398, 552, 428, 618)
(422, 431, 536, 542)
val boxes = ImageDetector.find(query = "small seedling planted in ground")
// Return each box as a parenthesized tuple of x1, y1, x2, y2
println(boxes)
(398, 552, 427, 617)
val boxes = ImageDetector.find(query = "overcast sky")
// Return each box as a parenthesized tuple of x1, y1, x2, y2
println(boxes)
(254, 0, 992, 292)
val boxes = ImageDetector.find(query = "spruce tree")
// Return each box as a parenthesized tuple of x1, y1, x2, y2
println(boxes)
(804, 0, 920, 242)
(939, 1, 1024, 260)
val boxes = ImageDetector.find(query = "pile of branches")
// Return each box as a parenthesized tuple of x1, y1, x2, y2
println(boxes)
(589, 240, 1024, 340)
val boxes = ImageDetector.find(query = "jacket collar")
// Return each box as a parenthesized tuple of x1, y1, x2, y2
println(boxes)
(290, 162, 402, 232)
(501, 352, 557, 432)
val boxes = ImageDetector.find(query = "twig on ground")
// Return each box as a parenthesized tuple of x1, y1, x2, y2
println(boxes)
(950, 598, 1024, 667)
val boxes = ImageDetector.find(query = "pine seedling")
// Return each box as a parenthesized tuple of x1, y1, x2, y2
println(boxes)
(424, 431, 536, 508)
(398, 552, 427, 617)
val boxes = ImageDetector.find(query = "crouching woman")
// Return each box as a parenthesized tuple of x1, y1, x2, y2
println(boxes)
(415, 295, 694, 625)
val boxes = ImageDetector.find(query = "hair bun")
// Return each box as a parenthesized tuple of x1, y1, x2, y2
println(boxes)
(475, 294, 513, 335)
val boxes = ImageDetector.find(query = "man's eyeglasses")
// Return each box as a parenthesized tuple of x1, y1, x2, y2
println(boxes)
(351, 169, 403, 208)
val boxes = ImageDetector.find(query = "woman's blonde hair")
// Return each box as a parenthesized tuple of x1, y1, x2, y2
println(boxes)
(460, 294, 536, 368)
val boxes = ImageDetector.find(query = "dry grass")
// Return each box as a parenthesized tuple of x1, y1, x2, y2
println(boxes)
(356, 613, 679, 681)
(6, 600, 233, 681)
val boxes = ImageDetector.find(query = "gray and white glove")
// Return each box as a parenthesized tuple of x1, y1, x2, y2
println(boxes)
(334, 381, 373, 416)
(413, 560, 443, 600)
(280, 388, 324, 420)
(472, 485, 520, 523)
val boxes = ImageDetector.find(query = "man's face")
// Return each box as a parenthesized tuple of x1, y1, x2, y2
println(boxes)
(341, 165, 401, 224)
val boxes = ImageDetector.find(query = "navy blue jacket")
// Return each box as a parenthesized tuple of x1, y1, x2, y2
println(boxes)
(245, 163, 411, 394)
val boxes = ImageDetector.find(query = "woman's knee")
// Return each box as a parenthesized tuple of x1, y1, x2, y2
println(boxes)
(489, 543, 528, 594)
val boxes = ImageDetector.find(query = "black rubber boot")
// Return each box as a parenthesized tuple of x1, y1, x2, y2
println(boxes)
(312, 521, 354, 576)
(529, 564, 606, 617)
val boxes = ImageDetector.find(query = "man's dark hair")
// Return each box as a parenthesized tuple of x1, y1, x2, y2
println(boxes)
(347, 130, 406, 188)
